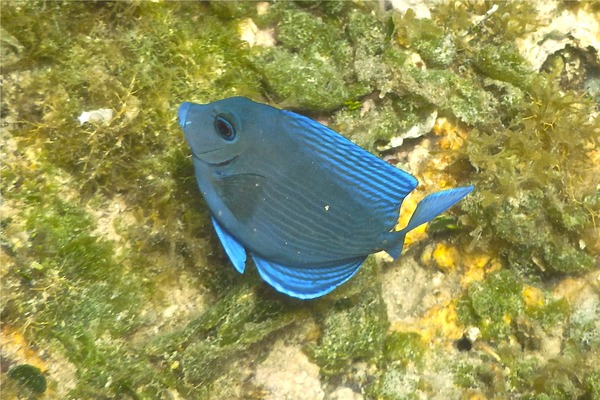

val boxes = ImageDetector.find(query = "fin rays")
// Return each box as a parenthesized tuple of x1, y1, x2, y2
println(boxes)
(252, 254, 366, 299)
(285, 112, 418, 204)
(211, 217, 247, 273)
(385, 186, 474, 259)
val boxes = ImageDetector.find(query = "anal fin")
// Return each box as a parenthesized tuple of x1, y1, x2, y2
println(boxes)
(251, 255, 366, 299)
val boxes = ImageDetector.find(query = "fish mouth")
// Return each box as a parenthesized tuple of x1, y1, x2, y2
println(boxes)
(192, 150, 237, 167)
(211, 156, 237, 167)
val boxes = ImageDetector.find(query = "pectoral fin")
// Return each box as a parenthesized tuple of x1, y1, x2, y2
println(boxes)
(215, 173, 266, 223)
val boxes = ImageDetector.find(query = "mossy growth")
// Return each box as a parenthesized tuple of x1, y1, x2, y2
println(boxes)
(457, 269, 569, 341)
(308, 257, 388, 376)
(453, 346, 597, 399)
(417, 2, 600, 278)
(144, 281, 307, 397)
(473, 43, 534, 91)
(393, 8, 456, 68)
(455, 349, 599, 399)
(1, 162, 168, 396)
(584, 369, 600, 399)
(457, 66, 598, 276)
(251, 2, 378, 110)
(382, 331, 425, 371)
(457, 270, 525, 340)
(2, 0, 599, 398)
(1, 1, 262, 196)
(333, 96, 436, 151)
(365, 331, 427, 399)
(1, 1, 266, 397)
(369, 369, 422, 400)
(455, 269, 599, 399)
(7, 364, 47, 394)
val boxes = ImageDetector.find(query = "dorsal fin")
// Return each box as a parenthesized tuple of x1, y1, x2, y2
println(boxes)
(284, 111, 418, 230)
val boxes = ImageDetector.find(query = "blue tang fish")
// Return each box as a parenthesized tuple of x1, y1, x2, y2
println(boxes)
(178, 97, 473, 299)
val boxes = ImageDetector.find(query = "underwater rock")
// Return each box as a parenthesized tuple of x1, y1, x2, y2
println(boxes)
(254, 340, 324, 400)
(378, 110, 438, 151)
(239, 18, 275, 48)
(329, 387, 364, 400)
(388, 0, 432, 19)
(516, 3, 600, 70)
(77, 108, 113, 126)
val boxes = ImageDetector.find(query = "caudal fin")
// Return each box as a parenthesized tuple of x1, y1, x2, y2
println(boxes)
(403, 186, 474, 232)
(386, 186, 473, 259)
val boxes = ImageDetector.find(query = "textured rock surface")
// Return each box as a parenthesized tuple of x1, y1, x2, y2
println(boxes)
(255, 340, 324, 400)
(1, 1, 598, 398)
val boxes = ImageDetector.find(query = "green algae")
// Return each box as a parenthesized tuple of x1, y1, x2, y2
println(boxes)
(455, 269, 598, 399)
(393, 9, 456, 68)
(382, 332, 425, 371)
(437, 2, 598, 277)
(2, 166, 163, 396)
(332, 96, 434, 152)
(256, 50, 352, 110)
(7, 364, 47, 394)
(145, 281, 304, 397)
(370, 369, 421, 400)
(366, 332, 426, 399)
(397, 66, 498, 126)
(457, 270, 523, 338)
(252, 3, 374, 110)
(473, 43, 534, 91)
(453, 351, 594, 399)
(309, 258, 388, 376)
(1, 2, 264, 397)
(458, 68, 598, 276)
(456, 270, 569, 341)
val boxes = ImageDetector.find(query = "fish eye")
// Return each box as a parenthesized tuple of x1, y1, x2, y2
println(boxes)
(214, 115, 236, 141)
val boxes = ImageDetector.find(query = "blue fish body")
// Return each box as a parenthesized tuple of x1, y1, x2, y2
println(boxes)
(178, 97, 473, 299)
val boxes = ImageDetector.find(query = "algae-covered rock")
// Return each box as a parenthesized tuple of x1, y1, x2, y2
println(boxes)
(146, 282, 302, 393)
(393, 8, 456, 68)
(7, 364, 47, 394)
(457, 270, 525, 339)
(310, 258, 388, 376)
(251, 3, 378, 110)
(1, 1, 599, 399)
(256, 49, 351, 111)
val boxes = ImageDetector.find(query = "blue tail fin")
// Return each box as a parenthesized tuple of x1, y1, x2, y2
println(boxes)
(386, 186, 473, 260)
(386, 232, 406, 259)
(403, 186, 474, 232)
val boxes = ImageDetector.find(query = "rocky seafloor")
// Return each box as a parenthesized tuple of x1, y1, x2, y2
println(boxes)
(1, 1, 599, 399)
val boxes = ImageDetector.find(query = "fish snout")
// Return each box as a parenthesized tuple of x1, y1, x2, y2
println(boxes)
(178, 102, 192, 128)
